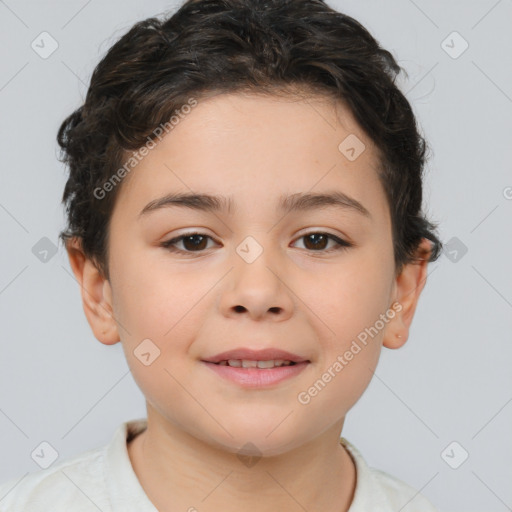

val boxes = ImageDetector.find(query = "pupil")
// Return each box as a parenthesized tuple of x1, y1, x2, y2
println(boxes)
(305, 233, 327, 250)
(184, 235, 207, 251)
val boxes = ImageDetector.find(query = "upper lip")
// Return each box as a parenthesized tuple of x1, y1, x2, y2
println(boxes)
(203, 348, 309, 364)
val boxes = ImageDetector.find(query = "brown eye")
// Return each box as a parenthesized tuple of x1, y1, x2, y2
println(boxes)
(293, 232, 352, 252)
(180, 234, 209, 251)
(161, 233, 216, 253)
(303, 233, 329, 250)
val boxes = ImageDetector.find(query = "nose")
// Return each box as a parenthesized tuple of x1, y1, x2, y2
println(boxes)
(218, 244, 294, 322)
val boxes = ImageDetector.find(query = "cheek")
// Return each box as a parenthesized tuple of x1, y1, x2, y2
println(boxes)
(304, 249, 393, 395)
(112, 253, 200, 337)
(111, 257, 216, 384)
(112, 264, 203, 413)
(316, 249, 394, 338)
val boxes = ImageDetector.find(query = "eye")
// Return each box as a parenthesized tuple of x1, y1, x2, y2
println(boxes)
(292, 232, 352, 252)
(160, 232, 217, 254)
(160, 231, 352, 255)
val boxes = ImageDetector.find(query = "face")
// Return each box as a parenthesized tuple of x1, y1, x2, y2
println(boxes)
(71, 92, 426, 457)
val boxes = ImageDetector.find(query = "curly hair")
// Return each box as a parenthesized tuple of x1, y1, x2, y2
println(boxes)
(57, 0, 442, 281)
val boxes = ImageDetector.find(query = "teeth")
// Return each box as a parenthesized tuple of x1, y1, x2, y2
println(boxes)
(218, 359, 294, 368)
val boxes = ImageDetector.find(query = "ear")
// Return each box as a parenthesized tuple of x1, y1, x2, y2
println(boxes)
(383, 238, 432, 349)
(65, 237, 120, 345)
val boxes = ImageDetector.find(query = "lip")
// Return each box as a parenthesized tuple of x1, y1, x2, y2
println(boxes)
(203, 348, 309, 364)
(202, 360, 310, 388)
(201, 347, 311, 388)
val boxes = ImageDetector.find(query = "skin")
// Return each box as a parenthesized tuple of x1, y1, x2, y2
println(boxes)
(67, 91, 431, 512)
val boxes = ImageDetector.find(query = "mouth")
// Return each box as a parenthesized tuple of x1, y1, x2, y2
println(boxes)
(213, 359, 299, 369)
(201, 348, 310, 388)
(203, 347, 309, 365)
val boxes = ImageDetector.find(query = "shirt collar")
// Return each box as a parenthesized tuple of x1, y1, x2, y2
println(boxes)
(104, 418, 157, 511)
(340, 436, 392, 510)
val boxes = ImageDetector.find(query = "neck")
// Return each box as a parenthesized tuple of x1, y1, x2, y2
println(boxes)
(128, 409, 356, 512)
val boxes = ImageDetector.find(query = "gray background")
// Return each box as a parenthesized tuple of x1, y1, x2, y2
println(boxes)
(0, 1, 511, 510)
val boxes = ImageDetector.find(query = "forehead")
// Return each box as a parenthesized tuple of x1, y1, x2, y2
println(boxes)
(115, 91, 387, 220)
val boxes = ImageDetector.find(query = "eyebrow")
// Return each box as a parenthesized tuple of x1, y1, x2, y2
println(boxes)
(138, 190, 371, 219)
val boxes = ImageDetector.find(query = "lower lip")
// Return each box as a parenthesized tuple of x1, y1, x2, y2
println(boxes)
(202, 361, 309, 388)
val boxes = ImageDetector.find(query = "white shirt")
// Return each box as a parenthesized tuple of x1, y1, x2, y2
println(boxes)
(0, 418, 439, 511)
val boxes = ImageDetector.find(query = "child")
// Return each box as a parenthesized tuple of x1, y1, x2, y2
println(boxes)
(0, 0, 442, 510)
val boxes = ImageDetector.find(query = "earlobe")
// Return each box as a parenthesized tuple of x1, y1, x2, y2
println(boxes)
(383, 331, 408, 350)
(66, 237, 120, 345)
(382, 238, 431, 350)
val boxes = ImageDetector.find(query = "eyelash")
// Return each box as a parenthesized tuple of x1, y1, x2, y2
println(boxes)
(160, 231, 353, 255)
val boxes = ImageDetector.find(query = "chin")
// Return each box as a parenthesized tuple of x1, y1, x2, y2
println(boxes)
(205, 423, 306, 458)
